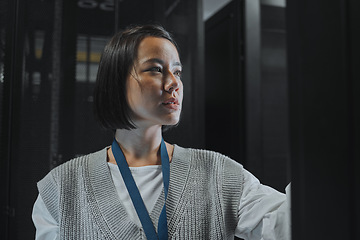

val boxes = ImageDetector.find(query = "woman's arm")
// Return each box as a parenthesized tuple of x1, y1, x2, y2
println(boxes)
(32, 194, 59, 240)
(235, 169, 291, 240)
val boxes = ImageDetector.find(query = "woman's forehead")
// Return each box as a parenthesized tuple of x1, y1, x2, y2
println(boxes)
(136, 37, 180, 64)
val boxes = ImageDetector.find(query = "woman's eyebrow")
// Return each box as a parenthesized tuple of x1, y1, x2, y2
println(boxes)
(141, 58, 182, 68)
(173, 62, 183, 68)
(142, 58, 163, 64)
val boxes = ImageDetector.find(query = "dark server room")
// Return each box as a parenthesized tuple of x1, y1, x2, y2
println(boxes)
(0, 0, 359, 239)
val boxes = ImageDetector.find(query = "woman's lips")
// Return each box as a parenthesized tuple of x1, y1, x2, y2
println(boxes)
(162, 98, 180, 110)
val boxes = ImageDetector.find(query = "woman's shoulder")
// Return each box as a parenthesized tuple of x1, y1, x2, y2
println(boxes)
(173, 145, 245, 198)
(39, 147, 108, 183)
(173, 145, 244, 170)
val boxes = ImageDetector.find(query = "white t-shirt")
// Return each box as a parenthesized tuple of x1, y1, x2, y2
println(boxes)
(32, 162, 291, 240)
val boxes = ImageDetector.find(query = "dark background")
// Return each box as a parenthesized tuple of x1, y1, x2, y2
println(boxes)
(0, 0, 359, 239)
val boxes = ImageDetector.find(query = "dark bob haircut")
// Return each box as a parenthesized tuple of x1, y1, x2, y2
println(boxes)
(93, 24, 179, 130)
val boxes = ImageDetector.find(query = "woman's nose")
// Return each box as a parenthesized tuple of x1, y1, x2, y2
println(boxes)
(164, 72, 180, 93)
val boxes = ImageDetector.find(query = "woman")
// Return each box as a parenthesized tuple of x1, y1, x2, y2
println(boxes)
(32, 24, 291, 239)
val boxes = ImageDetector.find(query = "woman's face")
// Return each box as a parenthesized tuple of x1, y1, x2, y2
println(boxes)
(126, 36, 183, 128)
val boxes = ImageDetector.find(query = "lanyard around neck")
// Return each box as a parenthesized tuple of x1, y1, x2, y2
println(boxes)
(111, 138, 170, 240)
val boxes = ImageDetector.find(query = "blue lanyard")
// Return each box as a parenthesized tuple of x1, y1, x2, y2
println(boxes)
(111, 138, 170, 240)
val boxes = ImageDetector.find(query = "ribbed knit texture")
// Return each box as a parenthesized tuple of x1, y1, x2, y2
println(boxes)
(38, 145, 244, 239)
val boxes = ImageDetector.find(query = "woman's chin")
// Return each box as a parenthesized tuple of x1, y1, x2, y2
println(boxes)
(163, 117, 180, 126)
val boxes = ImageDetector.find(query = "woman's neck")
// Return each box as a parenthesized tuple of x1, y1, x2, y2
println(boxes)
(108, 125, 173, 167)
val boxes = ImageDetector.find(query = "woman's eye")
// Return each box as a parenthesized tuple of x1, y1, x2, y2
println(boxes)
(174, 70, 182, 77)
(148, 67, 162, 73)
